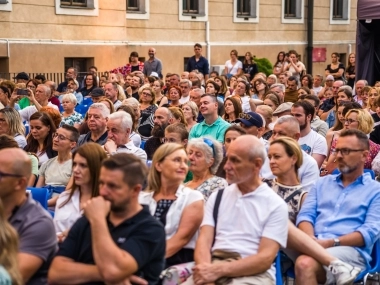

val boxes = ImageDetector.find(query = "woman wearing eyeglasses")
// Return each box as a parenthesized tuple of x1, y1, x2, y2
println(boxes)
(140, 143, 204, 268)
(224, 49, 243, 78)
(54, 143, 107, 241)
(35, 124, 78, 188)
(185, 137, 227, 201)
(24, 112, 57, 166)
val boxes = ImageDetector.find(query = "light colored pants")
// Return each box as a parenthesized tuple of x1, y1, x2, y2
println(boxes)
(182, 271, 274, 285)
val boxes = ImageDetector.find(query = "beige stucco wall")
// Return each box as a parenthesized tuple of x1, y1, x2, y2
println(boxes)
(0, 0, 356, 78)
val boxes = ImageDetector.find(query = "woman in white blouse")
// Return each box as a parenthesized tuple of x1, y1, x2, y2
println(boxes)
(54, 142, 107, 239)
(139, 143, 204, 268)
(224, 49, 243, 78)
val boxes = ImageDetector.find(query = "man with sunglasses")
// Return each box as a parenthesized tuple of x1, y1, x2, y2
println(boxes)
(36, 125, 79, 189)
(295, 129, 380, 284)
(0, 148, 57, 285)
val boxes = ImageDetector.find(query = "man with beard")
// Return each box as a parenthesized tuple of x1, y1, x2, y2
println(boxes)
(295, 129, 380, 285)
(284, 76, 299, 103)
(48, 153, 166, 285)
(56, 67, 81, 94)
(144, 107, 173, 159)
(130, 75, 143, 100)
(291, 101, 327, 168)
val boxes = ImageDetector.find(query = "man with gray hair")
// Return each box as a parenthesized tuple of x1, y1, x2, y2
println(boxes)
(190, 88, 205, 122)
(179, 79, 192, 104)
(77, 103, 110, 147)
(104, 111, 147, 162)
(10, 84, 59, 122)
(354, 79, 368, 106)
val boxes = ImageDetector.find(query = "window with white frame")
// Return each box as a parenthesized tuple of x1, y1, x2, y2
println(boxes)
(56, 0, 98, 16)
(0, 0, 11, 11)
(126, 0, 149, 19)
(233, 0, 258, 23)
(330, 0, 350, 25)
(179, 0, 207, 22)
(281, 0, 303, 24)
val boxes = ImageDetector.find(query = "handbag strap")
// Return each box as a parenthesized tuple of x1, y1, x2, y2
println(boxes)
(284, 190, 301, 203)
(212, 189, 224, 246)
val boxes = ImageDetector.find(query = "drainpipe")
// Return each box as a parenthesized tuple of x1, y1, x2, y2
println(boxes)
(306, 0, 313, 74)
(206, 21, 210, 67)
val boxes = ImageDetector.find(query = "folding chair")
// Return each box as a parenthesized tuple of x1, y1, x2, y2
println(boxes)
(355, 239, 380, 284)
(27, 187, 49, 209)
(275, 252, 283, 285)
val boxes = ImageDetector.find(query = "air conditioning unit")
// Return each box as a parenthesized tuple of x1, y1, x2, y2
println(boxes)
(210, 65, 225, 75)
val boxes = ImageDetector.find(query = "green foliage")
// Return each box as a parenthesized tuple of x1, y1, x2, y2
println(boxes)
(254, 57, 273, 76)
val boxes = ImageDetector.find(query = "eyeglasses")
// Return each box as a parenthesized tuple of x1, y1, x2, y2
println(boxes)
(52, 132, 74, 141)
(141, 92, 152, 97)
(343, 118, 359, 125)
(203, 138, 215, 157)
(0, 170, 23, 180)
(332, 148, 365, 156)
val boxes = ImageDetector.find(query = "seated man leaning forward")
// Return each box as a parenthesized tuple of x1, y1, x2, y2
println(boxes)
(183, 135, 288, 285)
(295, 129, 380, 284)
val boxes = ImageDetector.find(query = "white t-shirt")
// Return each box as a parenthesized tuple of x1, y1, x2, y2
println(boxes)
(39, 157, 72, 187)
(139, 185, 204, 249)
(115, 140, 147, 163)
(261, 149, 319, 193)
(19, 102, 59, 122)
(312, 85, 323, 96)
(179, 96, 190, 105)
(54, 189, 81, 233)
(202, 183, 288, 279)
(240, 96, 251, 113)
(225, 60, 243, 75)
(298, 130, 328, 157)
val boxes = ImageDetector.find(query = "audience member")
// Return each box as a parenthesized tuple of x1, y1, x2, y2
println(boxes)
(143, 48, 163, 78)
(223, 96, 242, 124)
(60, 93, 83, 127)
(0, 108, 26, 148)
(303, 95, 328, 137)
(116, 104, 142, 147)
(182, 101, 199, 132)
(284, 76, 299, 103)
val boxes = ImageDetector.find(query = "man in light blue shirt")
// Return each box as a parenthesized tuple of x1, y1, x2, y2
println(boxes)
(189, 94, 230, 143)
(295, 129, 380, 284)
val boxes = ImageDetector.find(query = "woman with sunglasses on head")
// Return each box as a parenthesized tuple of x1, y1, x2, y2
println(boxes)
(224, 49, 243, 78)
(24, 112, 57, 167)
(185, 137, 227, 201)
(140, 143, 204, 268)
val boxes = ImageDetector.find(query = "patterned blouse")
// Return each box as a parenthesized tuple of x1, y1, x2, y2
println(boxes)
(60, 111, 83, 127)
(153, 199, 175, 226)
(264, 179, 304, 224)
(188, 176, 228, 201)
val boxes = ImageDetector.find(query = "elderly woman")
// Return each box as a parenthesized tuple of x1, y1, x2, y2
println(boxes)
(60, 93, 83, 127)
(185, 137, 228, 200)
(265, 137, 305, 224)
(139, 86, 158, 115)
(0, 108, 26, 148)
(139, 143, 204, 268)
(182, 101, 198, 132)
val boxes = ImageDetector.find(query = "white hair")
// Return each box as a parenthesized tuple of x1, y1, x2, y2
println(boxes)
(61, 93, 77, 105)
(88, 102, 110, 118)
(109, 111, 132, 131)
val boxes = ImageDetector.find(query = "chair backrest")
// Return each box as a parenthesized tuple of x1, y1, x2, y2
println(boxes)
(332, 168, 375, 179)
(274, 252, 283, 285)
(27, 187, 48, 209)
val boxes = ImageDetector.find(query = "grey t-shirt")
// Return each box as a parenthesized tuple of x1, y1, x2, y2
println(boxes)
(9, 195, 57, 285)
(39, 157, 72, 187)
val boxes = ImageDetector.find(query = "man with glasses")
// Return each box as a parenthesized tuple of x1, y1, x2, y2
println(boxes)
(186, 43, 209, 80)
(189, 94, 230, 143)
(104, 111, 147, 162)
(36, 125, 79, 189)
(0, 148, 56, 285)
(295, 129, 380, 284)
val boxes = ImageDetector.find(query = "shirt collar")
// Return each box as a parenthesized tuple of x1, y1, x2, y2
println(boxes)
(335, 172, 368, 186)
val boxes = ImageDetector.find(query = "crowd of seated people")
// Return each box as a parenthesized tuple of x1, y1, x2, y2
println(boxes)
(1, 47, 380, 285)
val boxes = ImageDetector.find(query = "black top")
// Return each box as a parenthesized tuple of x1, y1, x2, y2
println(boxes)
(325, 63, 345, 81)
(56, 206, 166, 285)
(132, 92, 139, 101)
(186, 56, 210, 76)
(79, 86, 95, 97)
(144, 137, 163, 160)
(370, 113, 380, 144)
(346, 65, 355, 88)
(242, 63, 258, 80)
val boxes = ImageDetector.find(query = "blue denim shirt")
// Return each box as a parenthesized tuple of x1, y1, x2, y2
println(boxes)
(296, 173, 380, 267)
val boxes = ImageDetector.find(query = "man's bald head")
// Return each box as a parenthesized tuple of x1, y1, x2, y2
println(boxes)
(230, 135, 266, 162)
(272, 115, 301, 141)
(0, 148, 31, 178)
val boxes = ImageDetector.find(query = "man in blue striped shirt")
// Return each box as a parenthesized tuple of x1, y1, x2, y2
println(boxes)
(295, 129, 380, 284)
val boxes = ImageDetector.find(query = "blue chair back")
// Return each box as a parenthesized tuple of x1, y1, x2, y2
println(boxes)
(140, 140, 146, 149)
(332, 168, 375, 179)
(355, 239, 380, 282)
(27, 187, 49, 209)
(275, 252, 283, 285)
(83, 97, 93, 106)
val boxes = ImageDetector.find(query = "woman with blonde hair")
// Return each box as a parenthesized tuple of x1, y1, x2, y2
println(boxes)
(0, 199, 23, 285)
(168, 107, 186, 126)
(0, 108, 26, 148)
(182, 101, 198, 132)
(99, 97, 115, 114)
(367, 87, 379, 114)
(139, 143, 204, 268)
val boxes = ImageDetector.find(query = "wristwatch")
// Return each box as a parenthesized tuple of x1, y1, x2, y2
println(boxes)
(333, 238, 340, 247)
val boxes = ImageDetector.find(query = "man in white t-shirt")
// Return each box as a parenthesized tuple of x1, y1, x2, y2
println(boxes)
(10, 84, 59, 123)
(183, 135, 288, 285)
(291, 101, 327, 168)
(312, 74, 323, 96)
(179, 79, 192, 105)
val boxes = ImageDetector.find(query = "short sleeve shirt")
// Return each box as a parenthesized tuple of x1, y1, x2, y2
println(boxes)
(39, 157, 72, 187)
(188, 117, 230, 143)
(56, 206, 166, 285)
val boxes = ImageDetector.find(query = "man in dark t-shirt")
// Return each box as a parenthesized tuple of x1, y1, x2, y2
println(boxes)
(48, 154, 166, 285)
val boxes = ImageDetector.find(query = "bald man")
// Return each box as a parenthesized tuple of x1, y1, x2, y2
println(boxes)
(0, 148, 56, 285)
(186, 135, 288, 285)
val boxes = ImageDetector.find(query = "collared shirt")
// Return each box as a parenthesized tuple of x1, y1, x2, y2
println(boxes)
(116, 140, 147, 163)
(9, 194, 56, 285)
(189, 116, 230, 143)
(77, 131, 108, 147)
(143, 58, 163, 77)
(296, 173, 380, 267)
(186, 56, 209, 76)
